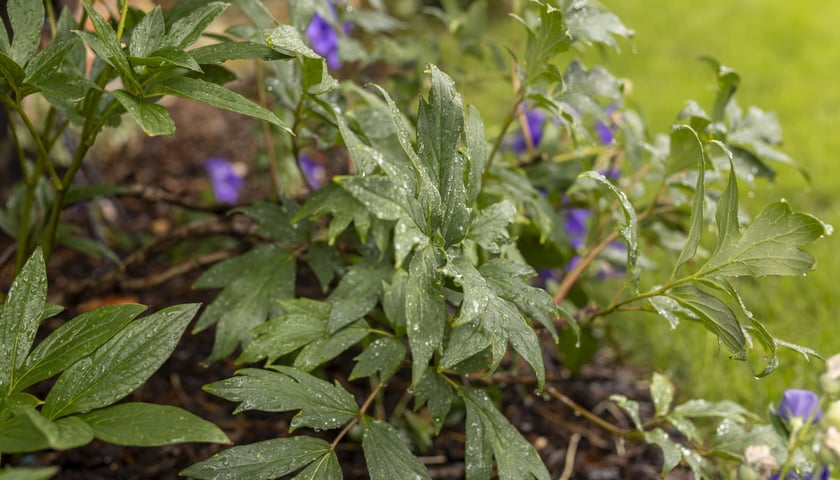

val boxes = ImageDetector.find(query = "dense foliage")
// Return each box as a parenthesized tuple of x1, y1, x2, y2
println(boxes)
(0, 0, 835, 478)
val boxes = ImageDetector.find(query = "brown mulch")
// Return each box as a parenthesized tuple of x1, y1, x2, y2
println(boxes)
(0, 96, 691, 479)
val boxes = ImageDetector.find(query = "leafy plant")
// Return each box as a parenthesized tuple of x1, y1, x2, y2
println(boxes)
(0, 248, 228, 478)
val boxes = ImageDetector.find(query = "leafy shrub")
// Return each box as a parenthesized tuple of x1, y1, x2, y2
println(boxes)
(0, 0, 833, 478)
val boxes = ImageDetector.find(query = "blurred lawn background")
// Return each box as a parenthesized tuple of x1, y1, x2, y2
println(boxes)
(583, 0, 840, 410)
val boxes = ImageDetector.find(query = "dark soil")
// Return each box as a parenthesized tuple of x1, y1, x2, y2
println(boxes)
(0, 96, 692, 479)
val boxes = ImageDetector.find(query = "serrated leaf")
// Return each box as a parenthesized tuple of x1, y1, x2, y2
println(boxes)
(350, 337, 405, 382)
(405, 245, 446, 386)
(610, 394, 643, 431)
(441, 321, 491, 371)
(181, 437, 332, 480)
(0, 248, 46, 389)
(42, 304, 199, 419)
(468, 200, 515, 253)
(0, 466, 58, 480)
(163, 2, 228, 50)
(460, 387, 550, 480)
(337, 175, 413, 222)
(516, 2, 570, 83)
(293, 182, 372, 244)
(148, 76, 290, 132)
(14, 304, 146, 392)
(238, 298, 328, 364)
(204, 367, 358, 431)
(670, 126, 705, 274)
(443, 253, 545, 387)
(382, 269, 409, 336)
(0, 405, 93, 453)
(700, 201, 827, 278)
(306, 242, 341, 293)
(413, 368, 453, 434)
(293, 319, 369, 372)
(189, 41, 292, 64)
(326, 261, 392, 332)
(564, 1, 633, 51)
(79, 403, 228, 446)
(8, 0, 44, 65)
(362, 419, 431, 480)
(128, 6, 165, 57)
(0, 50, 25, 89)
(668, 284, 746, 359)
(479, 258, 559, 340)
(650, 372, 674, 417)
(113, 90, 175, 136)
(576, 170, 639, 293)
(193, 245, 295, 363)
(644, 428, 682, 474)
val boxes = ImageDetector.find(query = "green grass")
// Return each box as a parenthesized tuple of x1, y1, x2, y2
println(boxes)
(585, 0, 840, 410)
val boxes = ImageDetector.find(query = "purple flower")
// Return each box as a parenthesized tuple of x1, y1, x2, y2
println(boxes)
(565, 208, 590, 249)
(776, 389, 822, 423)
(595, 104, 618, 145)
(563, 205, 626, 279)
(770, 467, 829, 480)
(204, 157, 244, 204)
(306, 4, 342, 69)
(299, 153, 327, 190)
(512, 109, 546, 154)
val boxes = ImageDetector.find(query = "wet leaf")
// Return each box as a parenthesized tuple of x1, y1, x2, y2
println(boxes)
(79, 403, 229, 446)
(0, 248, 46, 389)
(350, 337, 405, 382)
(362, 419, 431, 480)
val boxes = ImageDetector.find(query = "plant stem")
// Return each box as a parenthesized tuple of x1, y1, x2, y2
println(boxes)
(254, 62, 281, 201)
(545, 385, 633, 438)
(330, 381, 385, 450)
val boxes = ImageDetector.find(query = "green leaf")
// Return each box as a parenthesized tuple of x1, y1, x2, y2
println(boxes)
(113, 90, 176, 136)
(382, 269, 409, 336)
(417, 65, 468, 244)
(349, 337, 406, 382)
(78, 2, 140, 92)
(610, 394, 643, 431)
(293, 182, 372, 244)
(443, 253, 545, 387)
(193, 245, 296, 363)
(468, 200, 515, 253)
(190, 41, 292, 64)
(0, 50, 26, 90)
(181, 436, 333, 480)
(8, 0, 44, 65)
(79, 403, 228, 446)
(14, 304, 146, 392)
(564, 1, 633, 51)
(460, 387, 550, 480)
(0, 466, 58, 480)
(672, 399, 758, 423)
(204, 367, 358, 431)
(148, 76, 290, 132)
(128, 6, 165, 57)
(668, 285, 746, 359)
(643, 428, 682, 474)
(700, 201, 828, 278)
(307, 242, 341, 292)
(413, 368, 454, 434)
(712, 144, 740, 255)
(515, 1, 570, 83)
(238, 298, 329, 364)
(576, 170, 639, 291)
(0, 405, 93, 453)
(265, 24, 321, 59)
(290, 450, 342, 480)
(701, 57, 740, 123)
(0, 248, 46, 389)
(479, 258, 559, 340)
(23, 39, 79, 86)
(336, 175, 415, 223)
(362, 419, 431, 480)
(163, 2, 228, 49)
(464, 105, 487, 204)
(42, 304, 200, 419)
(293, 320, 369, 372)
(405, 245, 446, 386)
(670, 126, 705, 274)
(129, 46, 202, 72)
(232, 0, 277, 29)
(650, 372, 674, 418)
(233, 201, 306, 243)
(326, 261, 392, 332)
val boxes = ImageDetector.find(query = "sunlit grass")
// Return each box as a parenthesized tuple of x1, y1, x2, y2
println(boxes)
(587, 0, 840, 410)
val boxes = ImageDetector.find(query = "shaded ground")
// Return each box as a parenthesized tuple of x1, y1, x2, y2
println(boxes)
(0, 96, 691, 479)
